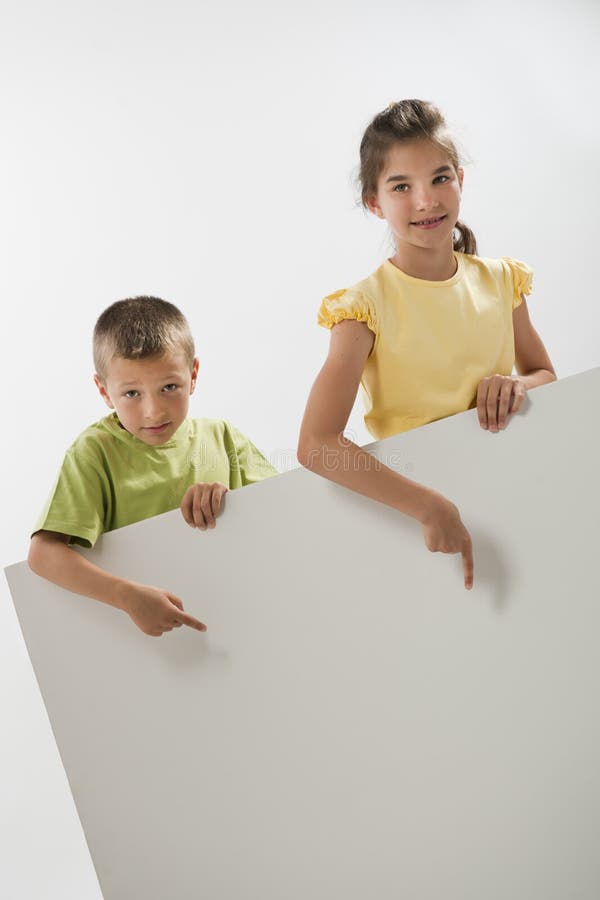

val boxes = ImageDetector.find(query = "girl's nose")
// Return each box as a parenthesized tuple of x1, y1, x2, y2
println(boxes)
(415, 188, 439, 211)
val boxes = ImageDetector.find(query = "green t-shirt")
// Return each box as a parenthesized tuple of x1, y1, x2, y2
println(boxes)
(34, 413, 278, 547)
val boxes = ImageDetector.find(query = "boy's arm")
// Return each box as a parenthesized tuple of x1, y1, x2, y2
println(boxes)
(28, 531, 206, 636)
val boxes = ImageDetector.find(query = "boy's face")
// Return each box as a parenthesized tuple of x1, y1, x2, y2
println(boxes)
(94, 351, 199, 446)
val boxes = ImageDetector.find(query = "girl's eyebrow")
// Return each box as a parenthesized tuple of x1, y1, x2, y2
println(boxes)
(385, 165, 452, 184)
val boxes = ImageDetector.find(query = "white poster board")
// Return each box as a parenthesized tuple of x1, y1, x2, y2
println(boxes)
(6, 370, 600, 900)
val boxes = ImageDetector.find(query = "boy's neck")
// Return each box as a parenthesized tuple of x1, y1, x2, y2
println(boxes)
(389, 242, 458, 282)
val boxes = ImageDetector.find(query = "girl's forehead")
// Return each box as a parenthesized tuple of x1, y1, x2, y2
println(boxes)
(381, 139, 452, 177)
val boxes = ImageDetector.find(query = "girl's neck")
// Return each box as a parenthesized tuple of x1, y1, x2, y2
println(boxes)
(389, 242, 458, 282)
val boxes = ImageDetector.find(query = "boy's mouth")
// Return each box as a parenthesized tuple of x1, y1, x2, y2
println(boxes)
(144, 422, 171, 433)
(410, 215, 447, 229)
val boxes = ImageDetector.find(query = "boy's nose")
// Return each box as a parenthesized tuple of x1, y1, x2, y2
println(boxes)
(142, 398, 164, 421)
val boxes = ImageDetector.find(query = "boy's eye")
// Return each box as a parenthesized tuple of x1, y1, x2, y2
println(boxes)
(124, 390, 139, 399)
(434, 175, 449, 183)
(162, 383, 178, 393)
(393, 183, 409, 192)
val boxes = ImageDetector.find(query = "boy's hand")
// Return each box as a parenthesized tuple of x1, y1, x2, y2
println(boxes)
(116, 581, 207, 636)
(476, 374, 525, 432)
(180, 482, 228, 529)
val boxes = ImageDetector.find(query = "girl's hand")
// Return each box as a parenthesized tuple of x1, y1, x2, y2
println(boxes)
(476, 374, 526, 432)
(180, 482, 229, 529)
(420, 495, 474, 590)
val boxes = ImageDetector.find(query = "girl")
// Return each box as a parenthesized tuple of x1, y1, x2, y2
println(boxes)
(297, 99, 556, 590)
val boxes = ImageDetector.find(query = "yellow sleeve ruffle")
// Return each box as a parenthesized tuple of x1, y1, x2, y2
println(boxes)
(502, 257, 534, 310)
(317, 288, 377, 334)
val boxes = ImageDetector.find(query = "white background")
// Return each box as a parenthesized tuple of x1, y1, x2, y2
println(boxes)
(1, 0, 599, 896)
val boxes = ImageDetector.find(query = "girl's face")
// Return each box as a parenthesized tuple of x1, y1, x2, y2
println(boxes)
(367, 139, 464, 252)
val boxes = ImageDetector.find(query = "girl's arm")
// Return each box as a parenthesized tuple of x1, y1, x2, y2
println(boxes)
(477, 298, 557, 431)
(297, 320, 474, 589)
(513, 297, 556, 387)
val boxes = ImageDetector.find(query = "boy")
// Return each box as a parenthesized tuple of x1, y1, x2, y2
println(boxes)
(28, 296, 277, 636)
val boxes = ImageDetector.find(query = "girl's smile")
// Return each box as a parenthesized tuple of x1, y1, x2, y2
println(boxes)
(410, 214, 448, 229)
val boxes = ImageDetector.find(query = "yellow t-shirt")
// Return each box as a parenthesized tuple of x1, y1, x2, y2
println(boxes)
(318, 252, 533, 440)
(34, 414, 278, 547)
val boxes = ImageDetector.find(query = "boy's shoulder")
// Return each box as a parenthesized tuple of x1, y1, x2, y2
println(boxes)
(186, 417, 236, 439)
(64, 413, 124, 458)
(186, 417, 254, 449)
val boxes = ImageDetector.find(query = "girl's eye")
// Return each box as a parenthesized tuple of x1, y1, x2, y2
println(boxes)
(124, 390, 139, 399)
(393, 183, 409, 192)
(434, 175, 449, 183)
(163, 383, 178, 393)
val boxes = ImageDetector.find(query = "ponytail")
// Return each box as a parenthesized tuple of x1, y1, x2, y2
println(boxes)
(453, 220, 477, 256)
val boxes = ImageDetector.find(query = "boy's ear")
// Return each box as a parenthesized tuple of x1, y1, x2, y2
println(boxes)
(94, 374, 115, 409)
(190, 357, 199, 395)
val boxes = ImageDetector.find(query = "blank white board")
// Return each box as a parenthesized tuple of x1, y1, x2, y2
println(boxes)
(6, 369, 600, 900)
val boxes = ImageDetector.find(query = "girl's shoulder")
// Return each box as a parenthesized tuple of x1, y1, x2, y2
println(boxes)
(317, 263, 388, 334)
(464, 254, 533, 308)
(463, 253, 532, 281)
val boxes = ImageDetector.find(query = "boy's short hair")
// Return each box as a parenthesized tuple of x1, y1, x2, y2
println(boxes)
(93, 296, 195, 380)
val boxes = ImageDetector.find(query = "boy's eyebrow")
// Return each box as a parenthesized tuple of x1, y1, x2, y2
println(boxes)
(116, 374, 184, 388)
(385, 165, 452, 184)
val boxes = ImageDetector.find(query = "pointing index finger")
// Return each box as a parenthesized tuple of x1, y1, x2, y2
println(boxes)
(462, 537, 474, 591)
(176, 610, 207, 632)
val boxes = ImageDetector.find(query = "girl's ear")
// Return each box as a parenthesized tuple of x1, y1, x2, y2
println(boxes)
(458, 167, 464, 192)
(190, 357, 199, 394)
(366, 195, 385, 219)
(94, 374, 114, 409)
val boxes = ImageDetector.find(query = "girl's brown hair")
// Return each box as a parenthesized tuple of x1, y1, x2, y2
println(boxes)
(359, 99, 477, 255)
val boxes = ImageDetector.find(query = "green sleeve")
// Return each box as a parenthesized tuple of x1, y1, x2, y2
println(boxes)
(33, 445, 112, 548)
(224, 423, 278, 487)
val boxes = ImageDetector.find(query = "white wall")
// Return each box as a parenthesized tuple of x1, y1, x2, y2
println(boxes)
(1, 0, 599, 897)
